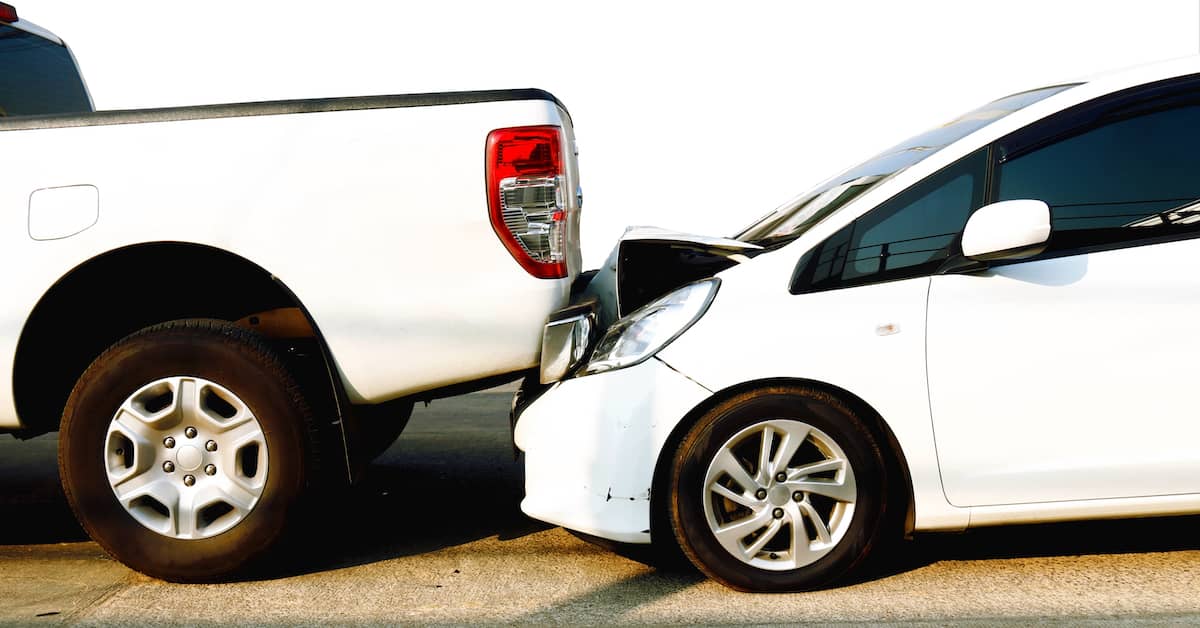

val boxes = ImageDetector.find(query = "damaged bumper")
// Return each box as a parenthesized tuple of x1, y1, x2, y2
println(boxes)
(513, 356, 711, 543)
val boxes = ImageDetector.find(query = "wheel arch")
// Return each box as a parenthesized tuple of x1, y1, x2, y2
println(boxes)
(649, 376, 916, 542)
(12, 242, 351, 481)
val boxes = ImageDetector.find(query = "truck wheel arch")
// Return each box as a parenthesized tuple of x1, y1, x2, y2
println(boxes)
(12, 242, 354, 482)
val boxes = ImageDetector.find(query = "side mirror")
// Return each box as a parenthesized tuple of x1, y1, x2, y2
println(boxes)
(961, 199, 1051, 261)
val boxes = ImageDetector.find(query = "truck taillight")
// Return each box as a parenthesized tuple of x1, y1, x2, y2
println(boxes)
(0, 3, 17, 22)
(486, 125, 568, 279)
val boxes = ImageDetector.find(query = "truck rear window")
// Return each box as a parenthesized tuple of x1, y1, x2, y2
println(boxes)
(0, 24, 91, 117)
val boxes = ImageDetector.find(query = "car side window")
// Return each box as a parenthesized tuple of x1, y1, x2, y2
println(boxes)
(0, 24, 91, 117)
(996, 104, 1200, 255)
(790, 148, 987, 294)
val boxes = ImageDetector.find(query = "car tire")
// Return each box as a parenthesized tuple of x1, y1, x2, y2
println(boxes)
(59, 319, 318, 582)
(667, 385, 890, 592)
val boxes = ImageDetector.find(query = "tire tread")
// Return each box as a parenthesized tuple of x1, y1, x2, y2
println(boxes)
(58, 318, 319, 582)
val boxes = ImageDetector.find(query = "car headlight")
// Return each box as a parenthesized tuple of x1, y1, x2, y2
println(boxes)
(583, 278, 720, 375)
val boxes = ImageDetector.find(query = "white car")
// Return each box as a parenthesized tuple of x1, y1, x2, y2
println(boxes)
(514, 57, 1200, 592)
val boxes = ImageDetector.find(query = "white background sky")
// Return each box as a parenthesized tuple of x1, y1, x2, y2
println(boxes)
(24, 1, 1200, 267)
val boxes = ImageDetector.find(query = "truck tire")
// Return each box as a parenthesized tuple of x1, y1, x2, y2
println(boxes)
(59, 319, 318, 582)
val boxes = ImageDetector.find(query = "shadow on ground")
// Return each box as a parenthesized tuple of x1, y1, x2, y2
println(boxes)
(286, 392, 553, 576)
(4, 390, 1200, 585)
(0, 433, 88, 544)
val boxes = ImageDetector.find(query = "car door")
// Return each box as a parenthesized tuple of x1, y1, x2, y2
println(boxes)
(927, 84, 1200, 507)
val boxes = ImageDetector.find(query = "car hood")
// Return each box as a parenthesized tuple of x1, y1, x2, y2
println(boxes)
(581, 226, 764, 331)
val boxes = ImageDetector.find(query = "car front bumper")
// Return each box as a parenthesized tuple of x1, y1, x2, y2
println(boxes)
(513, 357, 712, 543)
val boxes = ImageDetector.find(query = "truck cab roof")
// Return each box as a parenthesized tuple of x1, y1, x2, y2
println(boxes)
(1, 3, 63, 45)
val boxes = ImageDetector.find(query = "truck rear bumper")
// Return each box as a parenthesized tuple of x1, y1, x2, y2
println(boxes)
(537, 299, 598, 385)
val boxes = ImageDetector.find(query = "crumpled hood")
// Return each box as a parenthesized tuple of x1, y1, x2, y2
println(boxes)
(582, 226, 764, 331)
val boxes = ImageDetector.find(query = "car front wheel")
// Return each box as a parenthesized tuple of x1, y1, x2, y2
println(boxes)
(667, 386, 891, 592)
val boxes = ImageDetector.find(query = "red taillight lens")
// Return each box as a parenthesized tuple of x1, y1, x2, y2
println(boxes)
(486, 125, 568, 279)
(0, 3, 18, 22)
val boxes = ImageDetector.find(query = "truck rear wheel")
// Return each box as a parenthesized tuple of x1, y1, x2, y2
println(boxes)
(59, 319, 317, 582)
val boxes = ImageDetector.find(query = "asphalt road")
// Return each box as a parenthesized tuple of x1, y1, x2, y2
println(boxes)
(3, 388, 1200, 626)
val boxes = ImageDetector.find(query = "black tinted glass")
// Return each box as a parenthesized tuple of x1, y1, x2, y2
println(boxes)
(0, 24, 91, 117)
(791, 148, 988, 294)
(997, 104, 1200, 253)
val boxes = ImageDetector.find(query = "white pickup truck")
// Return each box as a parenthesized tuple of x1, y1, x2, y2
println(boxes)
(0, 6, 582, 581)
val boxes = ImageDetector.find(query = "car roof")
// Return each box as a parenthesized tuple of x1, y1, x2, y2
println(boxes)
(1061, 55, 1200, 97)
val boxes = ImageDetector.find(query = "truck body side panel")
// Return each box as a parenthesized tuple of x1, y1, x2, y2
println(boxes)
(0, 97, 577, 428)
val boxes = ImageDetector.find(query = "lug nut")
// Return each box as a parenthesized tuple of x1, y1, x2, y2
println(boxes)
(775, 472, 787, 483)
(204, 464, 217, 476)
(793, 491, 803, 502)
(205, 440, 218, 452)
(184, 426, 198, 439)
(773, 508, 785, 519)
(115, 448, 124, 456)
(162, 461, 175, 473)
(163, 437, 175, 448)
(755, 489, 768, 500)
(183, 474, 195, 487)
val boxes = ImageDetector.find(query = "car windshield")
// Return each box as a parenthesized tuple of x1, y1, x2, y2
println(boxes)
(735, 84, 1078, 247)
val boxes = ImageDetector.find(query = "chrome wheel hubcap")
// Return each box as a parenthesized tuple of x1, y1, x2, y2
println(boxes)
(104, 376, 269, 540)
(702, 419, 856, 570)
